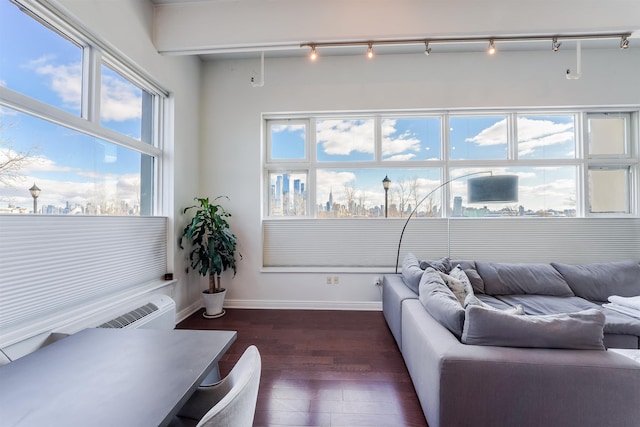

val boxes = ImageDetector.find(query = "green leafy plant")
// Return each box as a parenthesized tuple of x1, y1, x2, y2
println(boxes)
(180, 196, 240, 294)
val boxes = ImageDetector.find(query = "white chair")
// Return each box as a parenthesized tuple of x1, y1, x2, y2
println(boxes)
(170, 345, 261, 427)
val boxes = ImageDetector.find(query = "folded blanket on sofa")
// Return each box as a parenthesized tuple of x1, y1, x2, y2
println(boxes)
(608, 295, 640, 311)
(604, 303, 640, 320)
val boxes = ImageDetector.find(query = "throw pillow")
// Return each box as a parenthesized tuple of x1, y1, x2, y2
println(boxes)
(419, 257, 451, 274)
(461, 306, 606, 350)
(551, 261, 640, 303)
(419, 268, 465, 338)
(438, 266, 469, 306)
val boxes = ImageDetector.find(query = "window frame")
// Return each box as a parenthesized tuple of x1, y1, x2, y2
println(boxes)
(0, 0, 169, 216)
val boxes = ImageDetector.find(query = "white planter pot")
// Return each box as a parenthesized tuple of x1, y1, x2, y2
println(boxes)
(202, 289, 226, 318)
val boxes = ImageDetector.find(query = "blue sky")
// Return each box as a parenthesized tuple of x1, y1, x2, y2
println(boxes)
(0, 0, 144, 212)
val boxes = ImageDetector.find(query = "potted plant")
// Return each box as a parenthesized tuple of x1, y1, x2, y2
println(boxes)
(180, 196, 240, 318)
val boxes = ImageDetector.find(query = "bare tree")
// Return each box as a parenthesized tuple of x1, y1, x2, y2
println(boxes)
(0, 121, 33, 187)
(395, 179, 410, 217)
(343, 184, 356, 216)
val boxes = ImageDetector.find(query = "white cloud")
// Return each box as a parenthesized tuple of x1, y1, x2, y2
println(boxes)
(517, 117, 574, 156)
(272, 124, 305, 133)
(465, 118, 508, 146)
(316, 119, 374, 156)
(0, 106, 19, 117)
(316, 169, 356, 204)
(384, 153, 416, 161)
(381, 119, 421, 156)
(100, 74, 142, 122)
(30, 56, 82, 110)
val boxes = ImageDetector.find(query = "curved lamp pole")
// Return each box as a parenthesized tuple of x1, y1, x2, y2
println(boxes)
(394, 172, 518, 273)
(382, 175, 391, 218)
(29, 183, 41, 214)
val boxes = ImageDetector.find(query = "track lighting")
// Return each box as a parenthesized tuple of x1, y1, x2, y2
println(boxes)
(299, 32, 631, 58)
(488, 40, 496, 55)
(620, 35, 629, 49)
(367, 43, 374, 59)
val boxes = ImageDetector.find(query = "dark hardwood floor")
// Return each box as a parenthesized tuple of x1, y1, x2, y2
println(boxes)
(177, 308, 428, 427)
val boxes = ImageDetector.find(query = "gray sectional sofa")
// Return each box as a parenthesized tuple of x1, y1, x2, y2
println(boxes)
(383, 256, 640, 427)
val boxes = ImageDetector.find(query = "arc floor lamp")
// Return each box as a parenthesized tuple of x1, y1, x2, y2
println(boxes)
(394, 172, 519, 273)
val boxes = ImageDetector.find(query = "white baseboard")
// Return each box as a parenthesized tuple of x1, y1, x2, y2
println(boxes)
(224, 299, 382, 311)
(175, 299, 204, 324)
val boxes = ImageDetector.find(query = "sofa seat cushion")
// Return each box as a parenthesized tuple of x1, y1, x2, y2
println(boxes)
(476, 262, 574, 297)
(552, 260, 640, 303)
(476, 294, 520, 310)
(497, 294, 640, 337)
(462, 305, 606, 350)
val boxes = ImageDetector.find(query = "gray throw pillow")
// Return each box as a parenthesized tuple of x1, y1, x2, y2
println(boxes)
(476, 262, 574, 297)
(419, 257, 451, 274)
(419, 268, 465, 338)
(461, 306, 606, 350)
(551, 261, 640, 303)
(450, 260, 485, 294)
(401, 253, 424, 294)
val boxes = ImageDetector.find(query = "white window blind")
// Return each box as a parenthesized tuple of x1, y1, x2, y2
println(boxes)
(0, 216, 167, 330)
(263, 218, 640, 269)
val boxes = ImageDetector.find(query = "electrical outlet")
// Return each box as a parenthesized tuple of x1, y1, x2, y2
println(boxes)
(333, 276, 339, 284)
(326, 276, 332, 284)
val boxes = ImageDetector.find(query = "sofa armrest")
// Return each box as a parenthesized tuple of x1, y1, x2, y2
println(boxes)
(401, 299, 640, 427)
(382, 274, 418, 351)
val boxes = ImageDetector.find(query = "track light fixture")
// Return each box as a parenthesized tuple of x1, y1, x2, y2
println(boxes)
(620, 35, 629, 49)
(300, 31, 631, 60)
(488, 39, 496, 55)
(367, 43, 374, 59)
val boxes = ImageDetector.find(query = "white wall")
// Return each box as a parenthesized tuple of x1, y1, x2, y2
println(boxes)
(201, 48, 640, 310)
(54, 0, 205, 317)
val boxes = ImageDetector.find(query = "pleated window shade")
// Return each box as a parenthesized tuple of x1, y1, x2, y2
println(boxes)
(0, 216, 167, 330)
(263, 218, 640, 269)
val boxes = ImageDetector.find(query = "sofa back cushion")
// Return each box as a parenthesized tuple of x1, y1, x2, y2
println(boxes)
(401, 253, 424, 294)
(551, 261, 640, 303)
(476, 262, 574, 297)
(418, 268, 465, 338)
(461, 305, 606, 350)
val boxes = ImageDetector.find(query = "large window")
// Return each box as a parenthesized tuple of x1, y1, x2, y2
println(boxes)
(0, 0, 167, 215)
(265, 110, 638, 219)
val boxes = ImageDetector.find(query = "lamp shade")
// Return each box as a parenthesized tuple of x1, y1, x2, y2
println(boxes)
(467, 175, 518, 203)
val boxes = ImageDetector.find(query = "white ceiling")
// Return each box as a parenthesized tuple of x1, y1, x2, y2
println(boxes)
(149, 0, 640, 60)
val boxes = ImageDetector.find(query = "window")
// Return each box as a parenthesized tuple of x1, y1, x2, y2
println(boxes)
(0, 0, 167, 215)
(265, 110, 638, 219)
(587, 113, 634, 214)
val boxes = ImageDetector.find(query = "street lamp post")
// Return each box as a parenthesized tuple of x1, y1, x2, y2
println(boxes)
(382, 175, 391, 218)
(29, 183, 41, 214)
